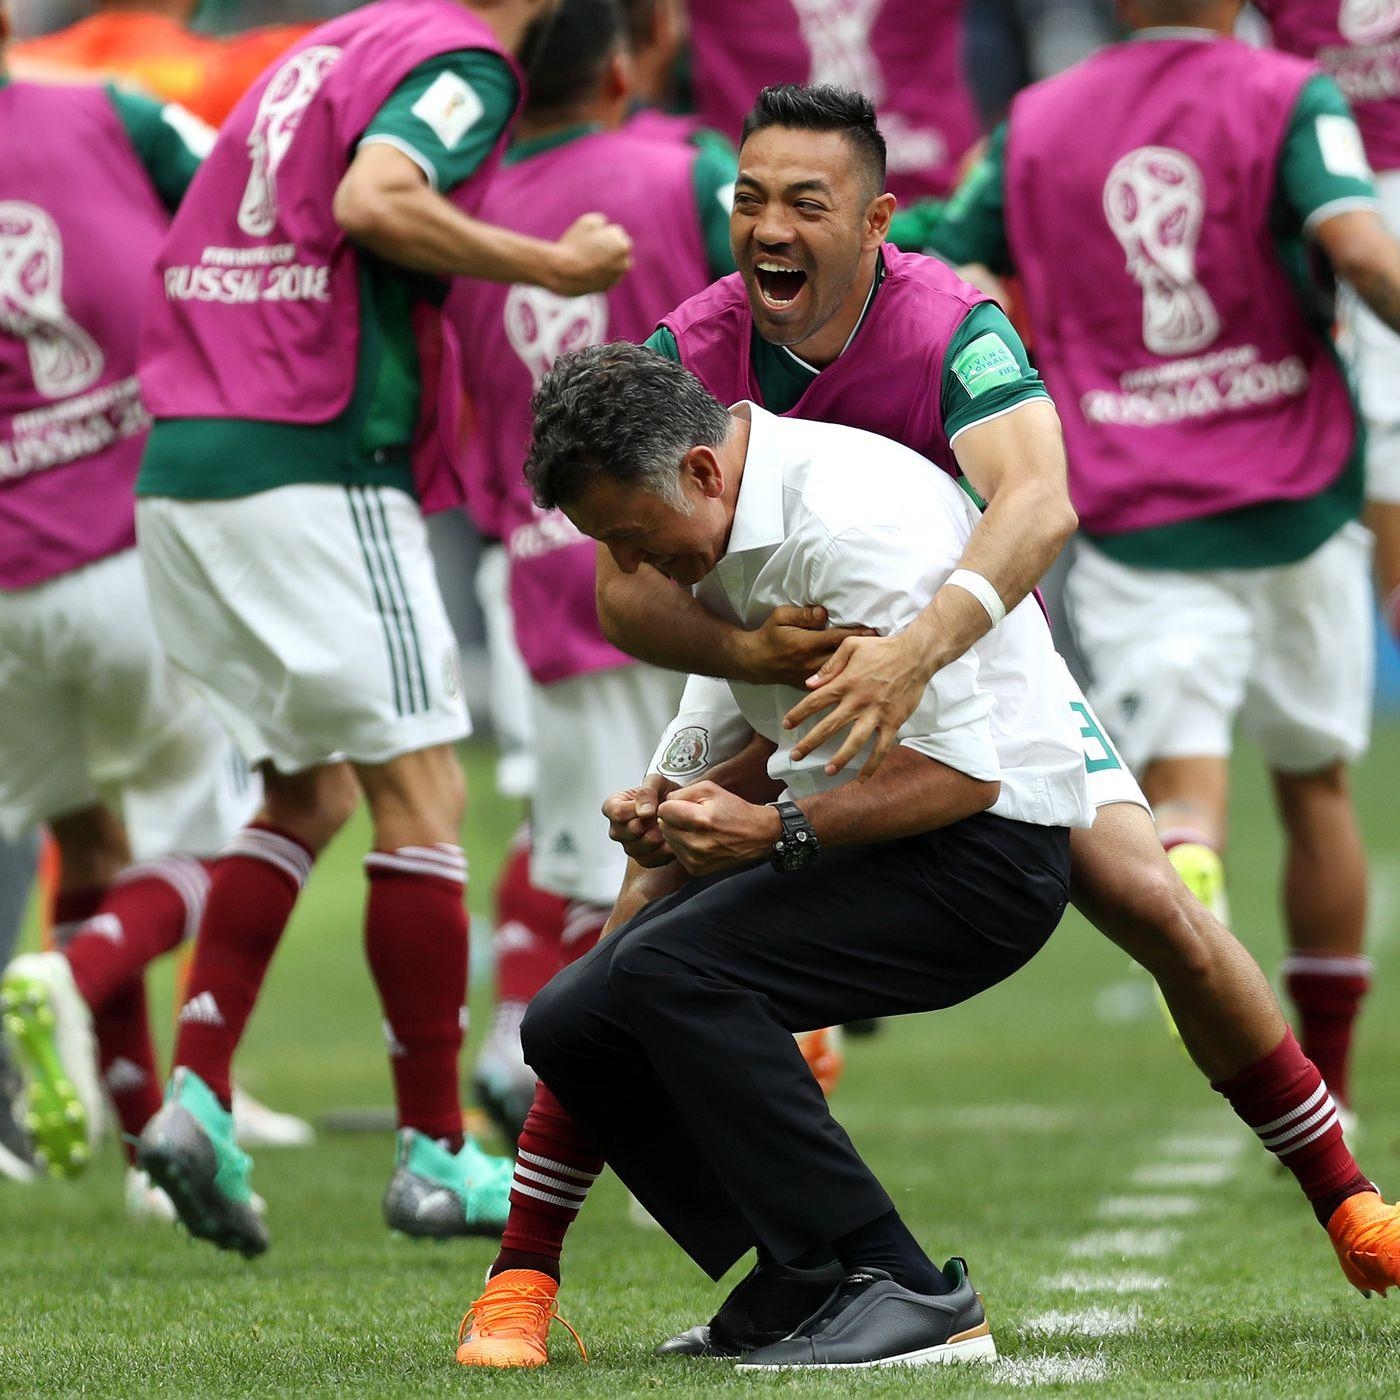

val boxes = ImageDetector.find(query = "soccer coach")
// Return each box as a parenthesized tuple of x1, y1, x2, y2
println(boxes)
(512, 342, 1090, 1370)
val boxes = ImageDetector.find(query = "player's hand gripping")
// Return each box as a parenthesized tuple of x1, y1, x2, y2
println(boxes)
(548, 212, 633, 295)
(735, 605, 877, 689)
(602, 773, 679, 868)
(782, 629, 929, 780)
(657, 780, 782, 877)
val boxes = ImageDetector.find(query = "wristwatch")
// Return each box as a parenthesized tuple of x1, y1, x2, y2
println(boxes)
(769, 800, 821, 873)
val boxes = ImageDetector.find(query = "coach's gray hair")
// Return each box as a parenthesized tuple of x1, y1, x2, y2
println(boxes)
(525, 342, 733, 511)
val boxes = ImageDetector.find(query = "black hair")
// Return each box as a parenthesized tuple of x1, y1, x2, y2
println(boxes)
(526, 343, 732, 510)
(740, 83, 887, 197)
(523, 0, 624, 115)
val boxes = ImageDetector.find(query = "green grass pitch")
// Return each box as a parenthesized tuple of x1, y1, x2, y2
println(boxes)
(4, 730, 1400, 1397)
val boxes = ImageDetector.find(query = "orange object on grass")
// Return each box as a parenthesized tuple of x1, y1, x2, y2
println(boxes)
(456, 1269, 587, 1369)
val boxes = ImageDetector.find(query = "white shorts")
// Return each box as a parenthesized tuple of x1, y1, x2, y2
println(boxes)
(137, 484, 469, 774)
(474, 543, 536, 800)
(1062, 668, 1151, 812)
(0, 549, 259, 857)
(530, 663, 686, 907)
(1341, 169, 1400, 504)
(1067, 525, 1374, 775)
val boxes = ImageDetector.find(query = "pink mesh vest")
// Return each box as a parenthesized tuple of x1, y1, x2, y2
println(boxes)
(1005, 36, 1356, 537)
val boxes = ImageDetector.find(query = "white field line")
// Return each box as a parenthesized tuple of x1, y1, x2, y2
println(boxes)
(1020, 1306, 1142, 1338)
(1132, 1160, 1236, 1188)
(1158, 1132, 1248, 1158)
(993, 1355, 1111, 1386)
(1068, 1228, 1182, 1259)
(940, 1104, 1076, 1133)
(1096, 1194, 1201, 1221)
(1042, 1271, 1168, 1294)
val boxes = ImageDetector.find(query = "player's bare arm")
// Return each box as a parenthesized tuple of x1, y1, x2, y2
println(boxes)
(657, 747, 1000, 877)
(784, 398, 1075, 777)
(333, 142, 631, 293)
(595, 552, 874, 685)
(1315, 207, 1400, 336)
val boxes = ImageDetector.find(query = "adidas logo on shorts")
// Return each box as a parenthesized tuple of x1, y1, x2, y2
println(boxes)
(178, 992, 225, 1027)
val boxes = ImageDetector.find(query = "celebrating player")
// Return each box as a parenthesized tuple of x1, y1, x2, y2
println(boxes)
(131, 0, 631, 1257)
(932, 0, 1399, 1134)
(1254, 0, 1400, 639)
(0, 4, 260, 1213)
(451, 0, 732, 1138)
(454, 82, 1400, 1366)
(470, 341, 1093, 1370)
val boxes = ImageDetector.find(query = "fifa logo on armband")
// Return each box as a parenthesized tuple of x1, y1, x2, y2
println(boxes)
(238, 46, 342, 238)
(0, 202, 104, 399)
(1103, 146, 1221, 358)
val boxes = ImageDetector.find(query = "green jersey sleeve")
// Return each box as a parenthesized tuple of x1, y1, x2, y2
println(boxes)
(1277, 73, 1379, 232)
(888, 198, 946, 254)
(925, 123, 1012, 274)
(106, 84, 212, 212)
(691, 136, 738, 279)
(941, 301, 1048, 444)
(359, 50, 519, 192)
(645, 326, 683, 359)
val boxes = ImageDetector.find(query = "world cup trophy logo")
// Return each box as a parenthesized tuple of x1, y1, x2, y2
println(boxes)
(791, 0, 886, 106)
(503, 286, 610, 390)
(237, 45, 341, 237)
(0, 201, 104, 400)
(1339, 0, 1400, 45)
(1103, 146, 1221, 358)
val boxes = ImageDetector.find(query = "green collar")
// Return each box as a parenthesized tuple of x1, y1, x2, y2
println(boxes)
(503, 122, 603, 167)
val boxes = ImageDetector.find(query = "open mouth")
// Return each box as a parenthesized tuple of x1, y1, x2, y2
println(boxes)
(754, 260, 808, 310)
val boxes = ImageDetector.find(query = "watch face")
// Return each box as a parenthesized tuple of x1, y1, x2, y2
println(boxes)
(775, 832, 817, 871)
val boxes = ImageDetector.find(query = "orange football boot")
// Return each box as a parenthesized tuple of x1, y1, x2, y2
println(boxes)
(796, 1026, 845, 1097)
(455, 1269, 586, 1368)
(1328, 1192, 1400, 1296)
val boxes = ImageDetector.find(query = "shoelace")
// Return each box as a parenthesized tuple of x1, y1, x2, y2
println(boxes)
(458, 1286, 588, 1361)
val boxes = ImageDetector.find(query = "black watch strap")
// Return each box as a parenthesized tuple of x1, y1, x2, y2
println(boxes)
(770, 800, 821, 872)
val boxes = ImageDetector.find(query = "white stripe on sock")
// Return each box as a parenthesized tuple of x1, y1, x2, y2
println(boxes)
(1281, 954, 1373, 977)
(1260, 1095, 1337, 1151)
(363, 852, 466, 884)
(510, 1179, 589, 1211)
(1252, 1081, 1328, 1139)
(225, 829, 312, 887)
(513, 1163, 591, 1200)
(516, 1147, 600, 1183)
(1274, 1106, 1341, 1157)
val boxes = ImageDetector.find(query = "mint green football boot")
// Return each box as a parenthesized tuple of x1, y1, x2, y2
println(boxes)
(382, 1128, 513, 1239)
(137, 1067, 268, 1257)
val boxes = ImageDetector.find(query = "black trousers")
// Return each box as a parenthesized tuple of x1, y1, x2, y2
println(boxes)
(521, 812, 1071, 1280)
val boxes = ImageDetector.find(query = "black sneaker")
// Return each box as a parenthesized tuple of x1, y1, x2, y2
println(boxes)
(734, 1260, 996, 1370)
(654, 1257, 845, 1357)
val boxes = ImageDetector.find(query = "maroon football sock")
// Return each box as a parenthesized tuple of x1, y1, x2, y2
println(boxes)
(490, 1082, 604, 1281)
(1213, 1029, 1374, 1225)
(364, 844, 469, 1146)
(95, 978, 163, 1164)
(173, 824, 314, 1107)
(1282, 951, 1371, 1108)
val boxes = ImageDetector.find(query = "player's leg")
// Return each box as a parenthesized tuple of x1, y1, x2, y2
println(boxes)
(1245, 523, 1376, 1115)
(137, 760, 355, 1255)
(0, 829, 41, 1181)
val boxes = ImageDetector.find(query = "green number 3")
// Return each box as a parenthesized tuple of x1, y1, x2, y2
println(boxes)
(1071, 701, 1123, 774)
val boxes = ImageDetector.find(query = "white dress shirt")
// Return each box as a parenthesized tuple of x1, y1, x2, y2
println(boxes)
(648, 404, 1094, 829)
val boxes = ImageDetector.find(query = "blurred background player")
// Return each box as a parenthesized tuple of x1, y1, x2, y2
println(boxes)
(0, 6, 263, 1214)
(1254, 0, 1400, 644)
(131, 0, 631, 1257)
(930, 0, 1398, 1130)
(10, 0, 311, 125)
(452, 0, 732, 1141)
(687, 0, 979, 203)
